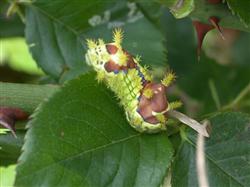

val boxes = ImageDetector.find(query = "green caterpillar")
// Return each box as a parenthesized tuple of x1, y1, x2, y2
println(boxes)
(85, 29, 182, 133)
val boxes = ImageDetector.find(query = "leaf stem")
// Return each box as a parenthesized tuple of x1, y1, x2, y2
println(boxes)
(208, 79, 221, 110)
(222, 82, 250, 110)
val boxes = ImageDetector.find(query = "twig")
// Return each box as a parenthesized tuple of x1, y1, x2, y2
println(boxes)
(167, 110, 210, 137)
(196, 122, 210, 187)
(208, 79, 221, 110)
(222, 82, 250, 110)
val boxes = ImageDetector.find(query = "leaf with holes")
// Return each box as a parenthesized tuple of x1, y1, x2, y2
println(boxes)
(24, 0, 167, 82)
(15, 73, 173, 187)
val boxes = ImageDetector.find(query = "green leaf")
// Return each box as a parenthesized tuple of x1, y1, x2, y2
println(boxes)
(226, 0, 250, 27)
(24, 0, 166, 82)
(179, 57, 250, 114)
(0, 37, 44, 75)
(25, 5, 87, 79)
(84, 18, 166, 69)
(162, 11, 196, 75)
(0, 1, 24, 38)
(0, 131, 24, 166)
(161, 11, 250, 114)
(0, 164, 16, 187)
(188, 0, 250, 32)
(15, 73, 173, 187)
(172, 112, 250, 187)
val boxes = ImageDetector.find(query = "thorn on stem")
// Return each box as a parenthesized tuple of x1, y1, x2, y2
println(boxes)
(0, 107, 29, 137)
(209, 16, 225, 40)
(193, 21, 214, 60)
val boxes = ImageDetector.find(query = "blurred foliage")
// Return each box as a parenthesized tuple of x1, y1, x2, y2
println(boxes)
(226, 0, 250, 26)
(24, 0, 166, 82)
(0, 131, 24, 166)
(0, 164, 16, 187)
(0, 38, 44, 75)
(0, 0, 250, 186)
(172, 112, 250, 187)
(0, 0, 24, 38)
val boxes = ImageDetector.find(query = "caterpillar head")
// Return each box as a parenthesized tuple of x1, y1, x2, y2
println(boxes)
(85, 28, 129, 73)
(85, 39, 109, 72)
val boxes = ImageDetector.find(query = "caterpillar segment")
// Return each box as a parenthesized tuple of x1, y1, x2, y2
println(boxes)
(85, 29, 178, 133)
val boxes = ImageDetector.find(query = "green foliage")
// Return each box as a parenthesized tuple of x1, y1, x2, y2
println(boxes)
(25, 0, 166, 82)
(0, 165, 16, 186)
(0, 1, 24, 38)
(226, 0, 250, 26)
(0, 131, 24, 166)
(1, 0, 250, 186)
(0, 37, 43, 75)
(172, 112, 250, 186)
(15, 73, 173, 187)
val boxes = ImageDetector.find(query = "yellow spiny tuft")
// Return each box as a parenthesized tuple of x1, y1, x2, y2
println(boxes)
(155, 113, 166, 123)
(141, 65, 153, 81)
(96, 71, 105, 83)
(161, 71, 176, 87)
(135, 55, 141, 63)
(169, 101, 183, 110)
(118, 51, 128, 66)
(143, 88, 153, 99)
(98, 38, 105, 45)
(113, 28, 123, 46)
(86, 39, 97, 49)
(133, 117, 142, 126)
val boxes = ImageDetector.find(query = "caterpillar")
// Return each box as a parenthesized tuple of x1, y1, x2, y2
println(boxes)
(85, 29, 209, 136)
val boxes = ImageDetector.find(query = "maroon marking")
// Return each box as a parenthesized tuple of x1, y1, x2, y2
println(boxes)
(127, 54, 137, 69)
(209, 16, 225, 40)
(106, 44, 118, 54)
(207, 0, 222, 4)
(104, 59, 121, 72)
(0, 107, 29, 137)
(137, 83, 168, 124)
(104, 49, 138, 73)
(123, 50, 137, 69)
(193, 21, 214, 59)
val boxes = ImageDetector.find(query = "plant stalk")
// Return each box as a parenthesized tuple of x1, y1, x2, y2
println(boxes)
(0, 82, 59, 113)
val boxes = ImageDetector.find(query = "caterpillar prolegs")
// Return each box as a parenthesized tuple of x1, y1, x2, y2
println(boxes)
(85, 29, 209, 136)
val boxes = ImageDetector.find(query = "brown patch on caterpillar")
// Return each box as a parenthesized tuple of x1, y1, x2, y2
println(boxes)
(126, 56, 137, 69)
(104, 50, 137, 73)
(137, 83, 168, 124)
(106, 44, 118, 54)
(104, 59, 121, 72)
(123, 50, 137, 69)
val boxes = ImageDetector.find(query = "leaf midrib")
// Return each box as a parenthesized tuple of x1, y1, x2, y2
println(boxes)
(18, 133, 141, 180)
(29, 4, 79, 36)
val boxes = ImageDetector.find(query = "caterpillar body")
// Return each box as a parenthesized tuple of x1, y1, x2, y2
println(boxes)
(85, 29, 180, 133)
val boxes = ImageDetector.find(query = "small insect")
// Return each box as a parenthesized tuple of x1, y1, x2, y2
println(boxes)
(85, 29, 209, 136)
